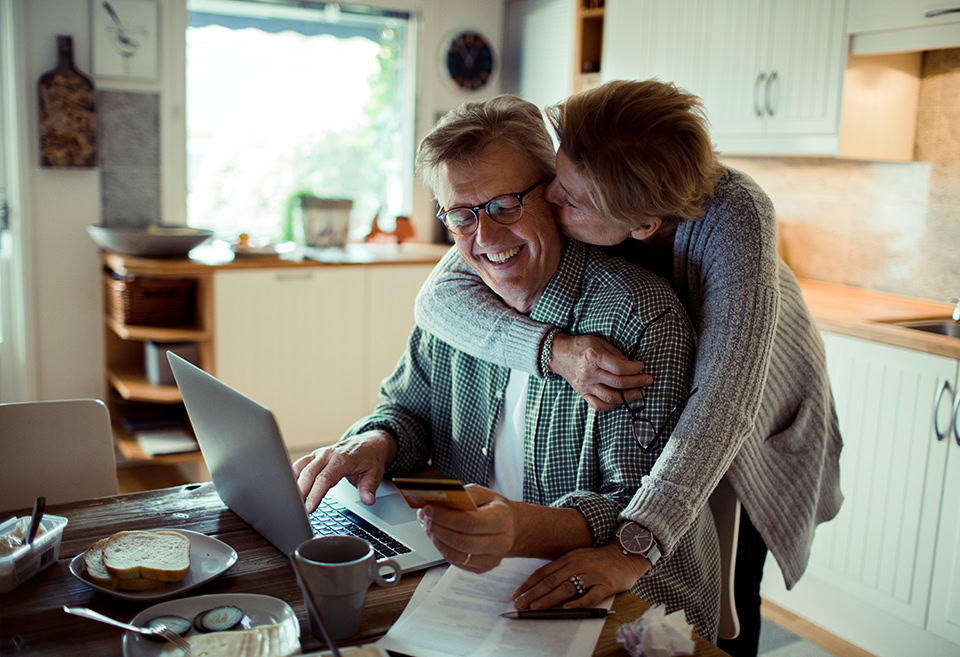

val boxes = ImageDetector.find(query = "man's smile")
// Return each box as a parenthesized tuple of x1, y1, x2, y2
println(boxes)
(483, 245, 523, 264)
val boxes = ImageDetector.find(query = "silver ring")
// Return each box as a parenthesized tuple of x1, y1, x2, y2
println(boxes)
(463, 552, 472, 566)
(570, 575, 586, 596)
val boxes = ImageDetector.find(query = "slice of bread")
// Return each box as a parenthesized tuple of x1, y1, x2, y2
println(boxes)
(102, 530, 191, 582)
(82, 537, 165, 591)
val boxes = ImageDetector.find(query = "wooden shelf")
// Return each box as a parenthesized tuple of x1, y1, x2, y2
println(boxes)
(113, 426, 202, 465)
(579, 7, 604, 19)
(105, 315, 210, 342)
(108, 369, 182, 403)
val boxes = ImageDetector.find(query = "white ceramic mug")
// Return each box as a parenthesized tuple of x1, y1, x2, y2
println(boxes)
(294, 535, 401, 640)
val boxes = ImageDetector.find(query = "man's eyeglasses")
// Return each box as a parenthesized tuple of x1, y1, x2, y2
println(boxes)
(618, 308, 699, 452)
(436, 178, 549, 237)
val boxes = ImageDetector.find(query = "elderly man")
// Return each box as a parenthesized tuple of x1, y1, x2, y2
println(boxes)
(293, 96, 720, 639)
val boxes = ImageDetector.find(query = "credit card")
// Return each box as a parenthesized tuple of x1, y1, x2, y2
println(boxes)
(392, 477, 478, 510)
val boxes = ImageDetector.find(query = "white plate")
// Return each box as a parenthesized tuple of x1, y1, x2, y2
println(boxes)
(68, 529, 238, 602)
(122, 592, 300, 657)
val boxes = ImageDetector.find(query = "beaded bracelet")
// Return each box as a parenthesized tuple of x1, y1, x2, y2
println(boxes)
(539, 328, 562, 379)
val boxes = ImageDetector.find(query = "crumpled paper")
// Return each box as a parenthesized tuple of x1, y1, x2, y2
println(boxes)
(616, 604, 695, 657)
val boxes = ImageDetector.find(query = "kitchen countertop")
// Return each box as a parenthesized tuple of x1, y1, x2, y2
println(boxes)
(798, 278, 960, 359)
(102, 242, 453, 277)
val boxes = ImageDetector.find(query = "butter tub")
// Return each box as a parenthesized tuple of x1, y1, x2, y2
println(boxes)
(0, 514, 68, 593)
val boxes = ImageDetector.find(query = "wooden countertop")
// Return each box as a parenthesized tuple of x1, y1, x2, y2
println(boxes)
(103, 242, 452, 277)
(798, 278, 960, 359)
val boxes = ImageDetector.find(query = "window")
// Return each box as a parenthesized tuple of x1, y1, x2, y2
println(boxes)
(186, 0, 415, 243)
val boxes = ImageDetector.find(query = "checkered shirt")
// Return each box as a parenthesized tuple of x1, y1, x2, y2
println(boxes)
(344, 239, 720, 639)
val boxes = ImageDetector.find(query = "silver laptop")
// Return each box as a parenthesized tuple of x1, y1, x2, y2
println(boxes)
(167, 352, 444, 573)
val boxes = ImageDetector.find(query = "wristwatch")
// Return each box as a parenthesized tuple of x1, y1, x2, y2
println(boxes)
(616, 521, 661, 566)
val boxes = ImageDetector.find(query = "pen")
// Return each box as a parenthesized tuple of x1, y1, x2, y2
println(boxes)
(500, 608, 615, 620)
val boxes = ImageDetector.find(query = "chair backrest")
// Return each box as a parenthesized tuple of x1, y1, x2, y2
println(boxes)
(708, 476, 742, 641)
(0, 399, 118, 512)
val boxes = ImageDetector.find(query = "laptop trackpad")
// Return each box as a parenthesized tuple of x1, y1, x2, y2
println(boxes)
(364, 493, 416, 526)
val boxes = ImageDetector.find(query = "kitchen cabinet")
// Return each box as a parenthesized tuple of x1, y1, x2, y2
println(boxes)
(760, 332, 960, 657)
(213, 262, 435, 455)
(848, 0, 960, 54)
(505, 0, 576, 109)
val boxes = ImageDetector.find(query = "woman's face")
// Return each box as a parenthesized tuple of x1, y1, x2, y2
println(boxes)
(544, 149, 633, 246)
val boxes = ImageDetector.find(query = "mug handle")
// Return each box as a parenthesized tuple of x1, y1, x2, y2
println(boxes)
(373, 558, 401, 587)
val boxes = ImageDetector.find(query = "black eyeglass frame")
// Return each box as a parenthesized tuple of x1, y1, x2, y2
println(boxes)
(436, 178, 550, 236)
(617, 308, 699, 453)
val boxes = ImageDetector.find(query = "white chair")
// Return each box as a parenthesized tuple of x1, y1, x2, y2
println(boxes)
(708, 475, 742, 641)
(0, 399, 118, 511)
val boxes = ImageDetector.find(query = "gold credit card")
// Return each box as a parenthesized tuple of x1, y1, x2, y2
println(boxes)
(392, 477, 478, 510)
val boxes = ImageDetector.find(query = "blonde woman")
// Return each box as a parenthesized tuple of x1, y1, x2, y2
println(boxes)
(414, 80, 843, 657)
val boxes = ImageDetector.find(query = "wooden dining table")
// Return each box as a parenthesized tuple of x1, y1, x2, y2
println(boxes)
(0, 483, 729, 656)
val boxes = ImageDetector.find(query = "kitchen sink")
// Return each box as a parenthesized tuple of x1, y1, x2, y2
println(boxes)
(881, 317, 960, 338)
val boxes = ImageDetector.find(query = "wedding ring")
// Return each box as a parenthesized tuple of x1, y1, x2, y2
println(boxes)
(570, 575, 586, 596)
(463, 552, 472, 565)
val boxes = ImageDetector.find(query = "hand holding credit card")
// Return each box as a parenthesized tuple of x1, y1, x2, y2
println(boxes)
(392, 477, 478, 510)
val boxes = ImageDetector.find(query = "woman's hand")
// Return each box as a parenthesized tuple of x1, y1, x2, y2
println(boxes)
(418, 484, 517, 574)
(512, 543, 651, 610)
(549, 333, 653, 411)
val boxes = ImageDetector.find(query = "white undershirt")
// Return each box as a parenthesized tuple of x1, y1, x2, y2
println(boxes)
(489, 370, 528, 501)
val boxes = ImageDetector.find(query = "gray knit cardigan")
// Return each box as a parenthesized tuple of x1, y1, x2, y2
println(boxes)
(414, 167, 843, 588)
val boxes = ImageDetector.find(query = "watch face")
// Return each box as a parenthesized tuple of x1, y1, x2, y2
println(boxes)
(445, 31, 494, 91)
(619, 522, 654, 555)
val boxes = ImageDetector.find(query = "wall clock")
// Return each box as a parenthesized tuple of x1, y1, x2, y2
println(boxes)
(444, 31, 495, 91)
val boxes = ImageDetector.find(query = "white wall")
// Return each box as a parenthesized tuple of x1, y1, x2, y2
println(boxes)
(14, 0, 504, 402)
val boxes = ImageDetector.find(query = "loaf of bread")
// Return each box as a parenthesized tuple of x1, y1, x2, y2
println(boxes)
(82, 530, 191, 590)
(83, 537, 165, 591)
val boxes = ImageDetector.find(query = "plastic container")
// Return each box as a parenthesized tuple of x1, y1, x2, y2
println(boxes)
(0, 514, 68, 593)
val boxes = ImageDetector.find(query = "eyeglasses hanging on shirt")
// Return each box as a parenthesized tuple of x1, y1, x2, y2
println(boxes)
(619, 307, 698, 452)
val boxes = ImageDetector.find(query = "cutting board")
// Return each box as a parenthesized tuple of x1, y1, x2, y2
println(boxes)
(37, 35, 96, 168)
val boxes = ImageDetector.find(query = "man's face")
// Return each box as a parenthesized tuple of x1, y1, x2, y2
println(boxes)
(437, 142, 563, 314)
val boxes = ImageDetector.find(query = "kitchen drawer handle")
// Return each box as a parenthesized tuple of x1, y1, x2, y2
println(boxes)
(925, 8, 960, 18)
(754, 72, 766, 117)
(274, 271, 314, 282)
(934, 379, 953, 441)
(765, 71, 778, 117)
(953, 388, 960, 446)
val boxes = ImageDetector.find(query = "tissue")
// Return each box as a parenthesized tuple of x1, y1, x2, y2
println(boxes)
(616, 604, 695, 657)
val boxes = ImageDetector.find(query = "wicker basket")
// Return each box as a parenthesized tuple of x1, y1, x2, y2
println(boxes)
(105, 273, 195, 326)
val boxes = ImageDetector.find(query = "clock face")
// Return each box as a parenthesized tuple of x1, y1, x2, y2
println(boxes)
(445, 31, 494, 91)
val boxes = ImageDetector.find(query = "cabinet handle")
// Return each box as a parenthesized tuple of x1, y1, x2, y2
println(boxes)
(925, 8, 960, 18)
(753, 72, 766, 117)
(934, 379, 954, 441)
(765, 71, 778, 117)
(952, 387, 960, 446)
(274, 271, 314, 282)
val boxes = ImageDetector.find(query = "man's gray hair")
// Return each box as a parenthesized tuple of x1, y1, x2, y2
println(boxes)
(415, 95, 556, 197)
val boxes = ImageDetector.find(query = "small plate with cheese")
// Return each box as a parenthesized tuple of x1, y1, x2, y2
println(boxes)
(123, 592, 300, 657)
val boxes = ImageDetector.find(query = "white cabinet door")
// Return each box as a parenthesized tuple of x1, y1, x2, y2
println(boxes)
(363, 264, 435, 413)
(764, 0, 847, 136)
(213, 268, 367, 451)
(602, 0, 712, 93)
(928, 376, 960, 646)
(506, 0, 575, 109)
(848, 0, 960, 34)
(804, 333, 953, 628)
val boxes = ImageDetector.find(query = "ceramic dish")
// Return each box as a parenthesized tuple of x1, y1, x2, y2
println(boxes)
(87, 225, 213, 258)
(122, 592, 300, 657)
(68, 529, 238, 602)
(231, 243, 280, 257)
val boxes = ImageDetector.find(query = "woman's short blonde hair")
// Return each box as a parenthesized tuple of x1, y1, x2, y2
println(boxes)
(416, 95, 556, 197)
(546, 79, 723, 225)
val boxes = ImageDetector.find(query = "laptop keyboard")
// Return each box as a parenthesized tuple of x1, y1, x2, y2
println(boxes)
(309, 497, 412, 560)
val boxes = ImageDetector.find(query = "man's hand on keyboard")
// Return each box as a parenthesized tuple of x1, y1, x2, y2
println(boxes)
(292, 430, 398, 513)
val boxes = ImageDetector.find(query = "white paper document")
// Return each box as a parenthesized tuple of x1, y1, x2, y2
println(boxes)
(377, 558, 613, 657)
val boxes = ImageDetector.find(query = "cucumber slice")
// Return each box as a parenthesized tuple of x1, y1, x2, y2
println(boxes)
(194, 605, 244, 633)
(143, 615, 192, 641)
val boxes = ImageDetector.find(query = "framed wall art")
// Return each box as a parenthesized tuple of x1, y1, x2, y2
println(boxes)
(92, 0, 159, 80)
